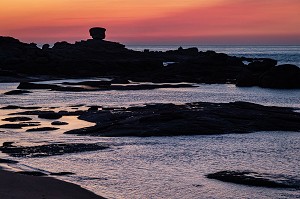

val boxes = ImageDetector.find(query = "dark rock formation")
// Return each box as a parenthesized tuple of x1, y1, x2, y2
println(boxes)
(38, 112, 62, 120)
(259, 64, 300, 88)
(0, 158, 18, 164)
(50, 172, 75, 176)
(51, 121, 69, 125)
(61, 80, 111, 87)
(17, 81, 195, 92)
(4, 90, 31, 95)
(9, 110, 84, 117)
(0, 143, 109, 157)
(89, 27, 106, 40)
(247, 58, 277, 72)
(18, 82, 61, 90)
(1, 29, 299, 89)
(0, 105, 21, 110)
(17, 171, 47, 176)
(2, 117, 32, 122)
(236, 69, 258, 87)
(0, 105, 41, 110)
(52, 41, 72, 49)
(26, 127, 59, 132)
(206, 171, 300, 189)
(0, 123, 39, 129)
(2, 142, 14, 147)
(17, 171, 74, 177)
(237, 63, 300, 88)
(88, 106, 100, 112)
(42, 44, 50, 50)
(65, 101, 300, 137)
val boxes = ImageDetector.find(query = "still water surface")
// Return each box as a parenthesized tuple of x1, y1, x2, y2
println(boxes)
(0, 80, 300, 199)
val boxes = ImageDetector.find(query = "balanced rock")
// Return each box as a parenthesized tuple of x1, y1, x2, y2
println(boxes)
(89, 27, 106, 40)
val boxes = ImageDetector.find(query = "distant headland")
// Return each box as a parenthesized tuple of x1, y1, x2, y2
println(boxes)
(0, 27, 300, 89)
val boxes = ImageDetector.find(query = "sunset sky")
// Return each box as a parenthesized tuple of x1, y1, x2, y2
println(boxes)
(1, 0, 300, 45)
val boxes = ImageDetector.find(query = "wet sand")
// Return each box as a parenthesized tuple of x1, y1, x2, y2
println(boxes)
(0, 170, 105, 199)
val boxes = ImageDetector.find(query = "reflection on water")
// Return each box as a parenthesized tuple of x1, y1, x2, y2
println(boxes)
(0, 81, 300, 198)
(1, 82, 300, 108)
(16, 132, 300, 199)
(0, 108, 94, 148)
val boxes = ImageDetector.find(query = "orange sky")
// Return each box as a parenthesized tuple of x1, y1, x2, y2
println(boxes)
(0, 0, 300, 44)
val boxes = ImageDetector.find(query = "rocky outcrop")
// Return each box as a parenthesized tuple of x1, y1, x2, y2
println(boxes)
(65, 101, 300, 137)
(16, 81, 195, 92)
(206, 170, 300, 189)
(26, 127, 59, 132)
(0, 142, 109, 157)
(4, 90, 31, 95)
(2, 116, 32, 122)
(0, 123, 40, 129)
(51, 121, 68, 125)
(0, 105, 41, 110)
(38, 112, 62, 119)
(1, 29, 299, 88)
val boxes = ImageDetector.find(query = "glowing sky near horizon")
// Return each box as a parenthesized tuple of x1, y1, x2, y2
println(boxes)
(0, 0, 300, 44)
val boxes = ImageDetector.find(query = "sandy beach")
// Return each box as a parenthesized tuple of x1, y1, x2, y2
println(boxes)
(0, 170, 105, 199)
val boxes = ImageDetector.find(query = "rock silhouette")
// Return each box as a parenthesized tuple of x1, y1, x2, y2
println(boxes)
(0, 143, 109, 157)
(206, 171, 300, 189)
(89, 27, 106, 40)
(65, 101, 300, 137)
(1, 28, 300, 89)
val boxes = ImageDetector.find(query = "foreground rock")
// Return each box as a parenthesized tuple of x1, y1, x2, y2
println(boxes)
(65, 101, 300, 137)
(0, 143, 109, 157)
(206, 170, 300, 189)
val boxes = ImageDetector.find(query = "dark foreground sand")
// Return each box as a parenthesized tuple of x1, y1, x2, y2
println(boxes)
(0, 170, 105, 199)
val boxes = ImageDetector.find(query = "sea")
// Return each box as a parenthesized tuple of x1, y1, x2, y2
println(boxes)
(0, 45, 300, 199)
(128, 45, 300, 67)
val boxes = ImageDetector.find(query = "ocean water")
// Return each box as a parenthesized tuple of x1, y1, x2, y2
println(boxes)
(128, 45, 300, 67)
(0, 46, 300, 198)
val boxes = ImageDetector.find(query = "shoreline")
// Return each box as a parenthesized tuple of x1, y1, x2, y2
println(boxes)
(0, 168, 105, 199)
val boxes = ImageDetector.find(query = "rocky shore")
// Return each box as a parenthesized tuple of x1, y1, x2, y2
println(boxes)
(206, 170, 300, 189)
(0, 142, 109, 157)
(1, 27, 300, 89)
(63, 101, 300, 137)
